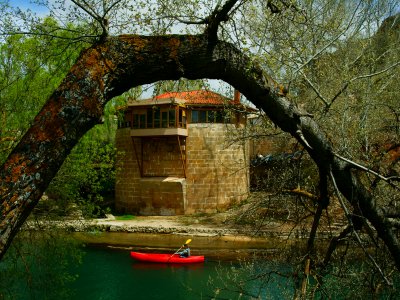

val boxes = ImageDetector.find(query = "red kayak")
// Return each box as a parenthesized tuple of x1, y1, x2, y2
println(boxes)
(130, 251, 204, 263)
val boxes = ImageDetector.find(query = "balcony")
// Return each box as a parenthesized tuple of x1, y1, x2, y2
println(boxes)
(130, 127, 188, 137)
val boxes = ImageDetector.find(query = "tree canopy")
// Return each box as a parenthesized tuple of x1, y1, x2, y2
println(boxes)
(0, 0, 399, 296)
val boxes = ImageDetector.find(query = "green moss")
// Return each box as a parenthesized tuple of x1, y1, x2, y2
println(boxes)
(115, 214, 135, 220)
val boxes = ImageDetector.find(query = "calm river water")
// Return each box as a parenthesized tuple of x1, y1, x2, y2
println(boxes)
(1, 243, 294, 299)
(4, 234, 396, 299)
(0, 231, 297, 299)
(68, 246, 293, 299)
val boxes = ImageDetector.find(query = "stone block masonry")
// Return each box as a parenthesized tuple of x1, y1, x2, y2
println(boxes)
(115, 123, 250, 215)
(115, 128, 142, 214)
(139, 177, 186, 215)
(141, 137, 185, 177)
(185, 123, 249, 214)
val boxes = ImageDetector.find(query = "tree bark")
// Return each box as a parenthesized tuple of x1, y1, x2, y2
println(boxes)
(1, 34, 399, 268)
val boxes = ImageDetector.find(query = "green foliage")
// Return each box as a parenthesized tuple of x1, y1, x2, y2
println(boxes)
(208, 258, 295, 299)
(0, 16, 120, 217)
(46, 124, 117, 218)
(313, 260, 400, 299)
(153, 78, 210, 95)
(0, 231, 83, 300)
(115, 214, 135, 220)
(0, 17, 87, 163)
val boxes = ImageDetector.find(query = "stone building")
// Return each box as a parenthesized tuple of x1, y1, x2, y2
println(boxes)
(115, 90, 253, 215)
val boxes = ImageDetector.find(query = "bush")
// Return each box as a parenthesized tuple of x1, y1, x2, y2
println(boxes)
(46, 129, 116, 218)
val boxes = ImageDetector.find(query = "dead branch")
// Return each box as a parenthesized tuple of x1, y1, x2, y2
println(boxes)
(282, 187, 318, 202)
(329, 169, 392, 286)
(321, 224, 352, 269)
(387, 218, 400, 229)
(334, 152, 400, 188)
(328, 61, 400, 109)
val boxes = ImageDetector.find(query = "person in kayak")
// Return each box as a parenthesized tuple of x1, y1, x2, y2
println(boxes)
(178, 243, 190, 258)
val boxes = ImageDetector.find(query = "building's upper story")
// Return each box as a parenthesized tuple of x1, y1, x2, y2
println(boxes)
(118, 90, 254, 137)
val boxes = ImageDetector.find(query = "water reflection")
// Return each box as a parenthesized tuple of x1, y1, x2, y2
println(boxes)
(131, 261, 205, 271)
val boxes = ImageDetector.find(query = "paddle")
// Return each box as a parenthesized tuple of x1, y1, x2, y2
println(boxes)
(168, 239, 192, 261)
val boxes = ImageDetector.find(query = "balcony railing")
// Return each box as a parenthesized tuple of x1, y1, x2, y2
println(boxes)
(130, 127, 188, 137)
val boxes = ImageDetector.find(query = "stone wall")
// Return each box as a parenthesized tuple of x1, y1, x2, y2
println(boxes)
(115, 123, 250, 215)
(139, 177, 186, 215)
(115, 130, 187, 215)
(142, 137, 185, 177)
(115, 128, 143, 214)
(185, 123, 249, 213)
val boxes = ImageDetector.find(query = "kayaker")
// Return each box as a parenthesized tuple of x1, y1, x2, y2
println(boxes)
(178, 244, 190, 258)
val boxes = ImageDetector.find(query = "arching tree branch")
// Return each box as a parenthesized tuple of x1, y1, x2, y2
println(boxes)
(1, 33, 400, 274)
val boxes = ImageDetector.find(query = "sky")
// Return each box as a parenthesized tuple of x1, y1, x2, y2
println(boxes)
(7, 0, 50, 14)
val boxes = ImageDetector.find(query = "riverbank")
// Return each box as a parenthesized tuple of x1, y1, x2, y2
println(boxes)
(82, 215, 299, 261)
(25, 213, 342, 257)
(28, 191, 346, 252)
(26, 213, 315, 239)
(90, 214, 300, 238)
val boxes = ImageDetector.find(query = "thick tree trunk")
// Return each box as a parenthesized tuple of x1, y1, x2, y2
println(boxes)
(1, 34, 399, 268)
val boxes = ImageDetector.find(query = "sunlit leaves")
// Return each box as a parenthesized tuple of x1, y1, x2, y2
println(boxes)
(0, 18, 85, 163)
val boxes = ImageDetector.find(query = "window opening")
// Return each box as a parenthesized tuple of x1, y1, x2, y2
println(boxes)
(154, 107, 160, 128)
(169, 109, 176, 127)
(139, 114, 146, 128)
(191, 109, 230, 123)
(133, 114, 140, 129)
(146, 109, 153, 128)
(161, 111, 168, 128)
(199, 111, 207, 123)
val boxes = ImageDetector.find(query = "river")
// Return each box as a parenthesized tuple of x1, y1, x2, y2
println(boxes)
(0, 232, 295, 299)
(68, 246, 293, 299)
(2, 232, 398, 299)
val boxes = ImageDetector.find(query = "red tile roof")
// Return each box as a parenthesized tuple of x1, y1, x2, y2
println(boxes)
(154, 90, 233, 105)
